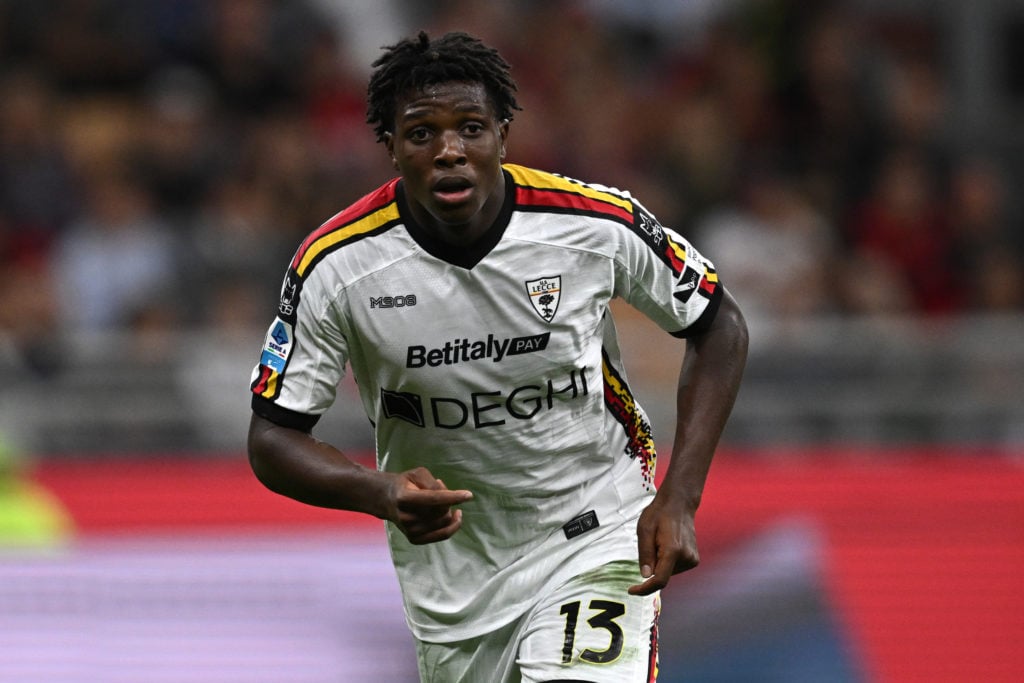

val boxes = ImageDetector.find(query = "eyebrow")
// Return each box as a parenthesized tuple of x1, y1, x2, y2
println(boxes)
(403, 101, 489, 118)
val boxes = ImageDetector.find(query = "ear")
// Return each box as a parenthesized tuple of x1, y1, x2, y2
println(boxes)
(383, 132, 399, 170)
(498, 120, 510, 160)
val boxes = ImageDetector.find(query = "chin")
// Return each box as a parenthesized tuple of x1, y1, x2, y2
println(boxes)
(432, 206, 478, 227)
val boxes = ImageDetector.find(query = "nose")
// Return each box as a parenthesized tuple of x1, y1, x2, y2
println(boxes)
(434, 130, 466, 167)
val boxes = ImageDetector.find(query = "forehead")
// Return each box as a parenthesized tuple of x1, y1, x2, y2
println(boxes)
(395, 81, 495, 121)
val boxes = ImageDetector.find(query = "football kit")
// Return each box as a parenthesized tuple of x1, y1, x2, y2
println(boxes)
(251, 164, 722, 643)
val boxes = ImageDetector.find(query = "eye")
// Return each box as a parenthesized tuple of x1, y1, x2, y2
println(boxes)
(407, 127, 432, 143)
(462, 121, 485, 136)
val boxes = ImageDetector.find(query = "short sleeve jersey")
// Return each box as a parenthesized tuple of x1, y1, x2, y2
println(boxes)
(250, 164, 723, 642)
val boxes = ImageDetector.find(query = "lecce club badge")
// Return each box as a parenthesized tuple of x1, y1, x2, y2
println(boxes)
(525, 276, 561, 322)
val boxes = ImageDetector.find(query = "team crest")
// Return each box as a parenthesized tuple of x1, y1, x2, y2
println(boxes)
(525, 276, 561, 322)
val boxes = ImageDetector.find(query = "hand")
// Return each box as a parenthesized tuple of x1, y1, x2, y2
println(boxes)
(628, 495, 700, 595)
(387, 467, 473, 545)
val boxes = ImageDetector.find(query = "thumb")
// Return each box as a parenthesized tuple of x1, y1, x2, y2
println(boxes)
(404, 467, 442, 490)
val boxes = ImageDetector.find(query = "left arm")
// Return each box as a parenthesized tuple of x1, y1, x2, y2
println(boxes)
(629, 288, 748, 595)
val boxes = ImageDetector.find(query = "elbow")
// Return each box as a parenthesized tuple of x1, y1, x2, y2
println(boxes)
(729, 299, 750, 359)
(247, 443, 273, 494)
(248, 445, 291, 500)
(247, 442, 270, 488)
(713, 289, 750, 361)
(246, 414, 285, 493)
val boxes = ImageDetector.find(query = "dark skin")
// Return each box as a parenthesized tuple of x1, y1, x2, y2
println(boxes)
(248, 417, 473, 544)
(247, 80, 749, 594)
(385, 81, 509, 245)
(628, 288, 747, 595)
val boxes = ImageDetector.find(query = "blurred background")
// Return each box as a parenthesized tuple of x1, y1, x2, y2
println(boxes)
(0, 0, 1021, 681)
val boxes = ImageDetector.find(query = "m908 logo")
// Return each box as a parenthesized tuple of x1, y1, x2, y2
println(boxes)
(371, 294, 417, 308)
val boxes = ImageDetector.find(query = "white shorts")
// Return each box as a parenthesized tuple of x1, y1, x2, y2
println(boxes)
(415, 561, 661, 683)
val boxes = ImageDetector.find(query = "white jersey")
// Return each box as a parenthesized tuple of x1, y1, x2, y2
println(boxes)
(251, 164, 722, 641)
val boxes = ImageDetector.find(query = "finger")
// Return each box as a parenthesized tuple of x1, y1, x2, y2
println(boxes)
(635, 525, 657, 585)
(404, 467, 443, 490)
(651, 552, 676, 588)
(408, 509, 464, 545)
(399, 488, 473, 510)
(627, 575, 662, 596)
(629, 536, 676, 595)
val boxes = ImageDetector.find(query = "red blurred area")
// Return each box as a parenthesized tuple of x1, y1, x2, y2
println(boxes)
(31, 449, 1024, 683)
(31, 455, 379, 532)
(700, 449, 1024, 683)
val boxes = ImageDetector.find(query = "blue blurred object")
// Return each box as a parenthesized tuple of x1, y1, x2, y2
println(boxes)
(658, 519, 865, 683)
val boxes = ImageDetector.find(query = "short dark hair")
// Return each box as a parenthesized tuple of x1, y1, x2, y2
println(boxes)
(366, 31, 520, 143)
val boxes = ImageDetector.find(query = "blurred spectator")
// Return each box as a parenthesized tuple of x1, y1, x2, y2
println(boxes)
(184, 171, 291, 322)
(781, 3, 881, 223)
(875, 26, 950, 156)
(189, 0, 324, 116)
(0, 68, 77, 374)
(695, 162, 839, 333)
(52, 160, 182, 333)
(298, 22, 374, 160)
(843, 146, 959, 315)
(0, 241, 59, 376)
(133, 66, 223, 223)
(13, 0, 161, 93)
(175, 274, 269, 451)
(487, 1, 644, 183)
(0, 68, 78, 251)
(946, 156, 1024, 311)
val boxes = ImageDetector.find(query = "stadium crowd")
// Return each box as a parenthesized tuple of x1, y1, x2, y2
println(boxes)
(1, 0, 1022, 377)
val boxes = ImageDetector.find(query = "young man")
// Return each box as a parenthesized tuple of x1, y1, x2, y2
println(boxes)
(248, 31, 748, 682)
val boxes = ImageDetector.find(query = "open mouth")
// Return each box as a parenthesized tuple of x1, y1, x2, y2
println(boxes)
(432, 177, 474, 204)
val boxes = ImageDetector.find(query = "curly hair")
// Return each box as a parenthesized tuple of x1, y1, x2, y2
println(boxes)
(366, 31, 520, 143)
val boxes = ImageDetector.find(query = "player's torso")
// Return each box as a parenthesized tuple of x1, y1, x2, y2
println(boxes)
(334, 213, 618, 469)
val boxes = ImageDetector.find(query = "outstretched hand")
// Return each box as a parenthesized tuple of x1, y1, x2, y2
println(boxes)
(387, 467, 473, 545)
(628, 495, 701, 595)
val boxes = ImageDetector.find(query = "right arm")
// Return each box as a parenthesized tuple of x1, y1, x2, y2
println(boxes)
(247, 413, 473, 544)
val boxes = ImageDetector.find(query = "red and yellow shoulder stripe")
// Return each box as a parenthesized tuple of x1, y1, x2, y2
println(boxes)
(505, 164, 634, 224)
(290, 179, 401, 278)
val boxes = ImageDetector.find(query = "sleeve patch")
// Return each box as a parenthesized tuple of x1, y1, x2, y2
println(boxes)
(260, 318, 293, 372)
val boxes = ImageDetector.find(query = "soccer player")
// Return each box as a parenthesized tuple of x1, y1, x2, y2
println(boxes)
(247, 31, 748, 682)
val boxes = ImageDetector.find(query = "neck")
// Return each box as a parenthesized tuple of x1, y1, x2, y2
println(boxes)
(414, 172, 507, 247)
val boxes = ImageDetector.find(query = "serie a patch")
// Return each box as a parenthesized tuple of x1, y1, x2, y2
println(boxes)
(563, 510, 600, 540)
(260, 318, 293, 372)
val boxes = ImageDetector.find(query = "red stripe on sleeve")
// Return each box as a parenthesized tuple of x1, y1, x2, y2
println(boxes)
(291, 179, 399, 269)
(516, 186, 633, 224)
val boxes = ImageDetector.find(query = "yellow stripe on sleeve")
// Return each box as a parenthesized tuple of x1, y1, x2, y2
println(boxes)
(295, 203, 400, 277)
(504, 164, 634, 215)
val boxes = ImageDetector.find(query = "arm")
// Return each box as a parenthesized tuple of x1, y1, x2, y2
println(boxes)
(247, 413, 473, 544)
(629, 288, 748, 594)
